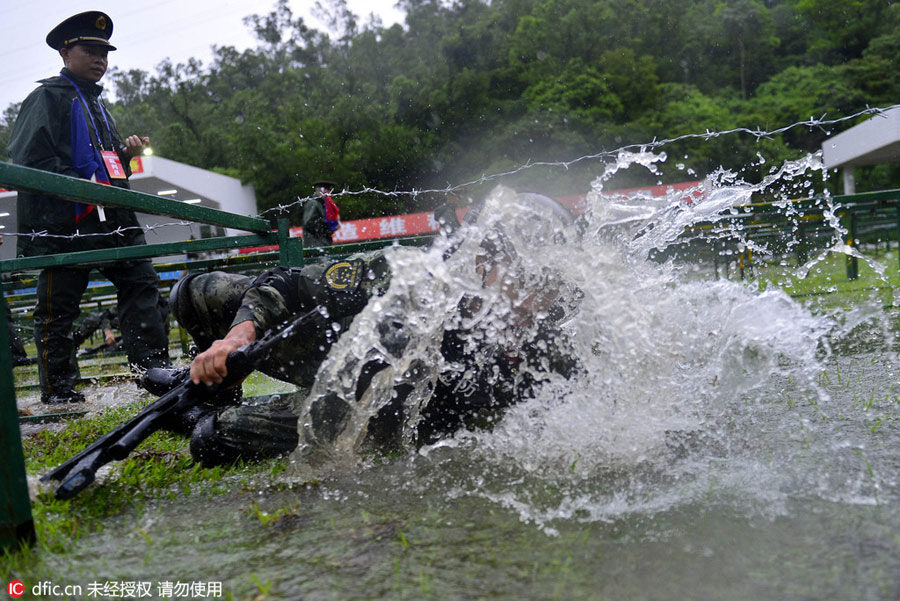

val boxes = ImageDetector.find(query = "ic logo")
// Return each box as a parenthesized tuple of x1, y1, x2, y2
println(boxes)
(6, 580, 24, 598)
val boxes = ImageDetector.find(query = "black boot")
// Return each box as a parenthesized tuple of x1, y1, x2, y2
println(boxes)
(161, 403, 220, 437)
(41, 389, 86, 405)
(140, 366, 190, 396)
(189, 413, 243, 467)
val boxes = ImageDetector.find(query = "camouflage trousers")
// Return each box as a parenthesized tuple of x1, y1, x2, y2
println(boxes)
(189, 390, 304, 466)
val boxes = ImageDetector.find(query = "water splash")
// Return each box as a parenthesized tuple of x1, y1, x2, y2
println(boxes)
(287, 151, 898, 532)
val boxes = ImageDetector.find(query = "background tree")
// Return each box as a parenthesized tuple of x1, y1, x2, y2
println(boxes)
(3, 0, 898, 217)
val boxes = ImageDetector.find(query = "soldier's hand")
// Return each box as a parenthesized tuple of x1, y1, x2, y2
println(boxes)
(190, 321, 256, 386)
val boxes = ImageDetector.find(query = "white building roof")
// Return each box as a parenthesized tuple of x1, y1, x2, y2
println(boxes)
(129, 155, 258, 236)
(822, 107, 900, 169)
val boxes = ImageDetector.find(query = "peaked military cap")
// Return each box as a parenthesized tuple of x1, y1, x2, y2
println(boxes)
(313, 180, 338, 189)
(46, 11, 116, 51)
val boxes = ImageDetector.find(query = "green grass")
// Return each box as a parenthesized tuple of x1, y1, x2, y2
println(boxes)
(749, 247, 900, 310)
(3, 371, 291, 575)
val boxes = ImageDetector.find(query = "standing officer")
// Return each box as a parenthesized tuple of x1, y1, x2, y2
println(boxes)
(7, 11, 170, 404)
(301, 179, 340, 247)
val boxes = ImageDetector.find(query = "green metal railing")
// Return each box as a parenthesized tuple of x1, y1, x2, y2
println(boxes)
(0, 161, 301, 550)
(0, 161, 299, 270)
(0, 161, 436, 550)
(0, 296, 34, 548)
(684, 188, 900, 280)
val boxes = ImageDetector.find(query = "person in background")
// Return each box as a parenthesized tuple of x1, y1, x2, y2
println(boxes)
(302, 180, 340, 248)
(7, 11, 171, 404)
(74, 297, 170, 357)
(72, 305, 120, 358)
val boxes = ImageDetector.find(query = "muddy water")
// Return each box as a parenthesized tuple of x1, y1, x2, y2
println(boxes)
(37, 350, 900, 600)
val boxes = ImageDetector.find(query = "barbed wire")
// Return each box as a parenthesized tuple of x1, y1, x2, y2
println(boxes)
(2, 219, 196, 240)
(258, 103, 899, 217)
(4, 103, 898, 242)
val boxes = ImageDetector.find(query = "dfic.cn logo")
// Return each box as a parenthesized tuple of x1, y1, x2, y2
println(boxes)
(6, 580, 24, 598)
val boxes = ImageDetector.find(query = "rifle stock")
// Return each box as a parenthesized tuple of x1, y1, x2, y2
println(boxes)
(41, 306, 326, 500)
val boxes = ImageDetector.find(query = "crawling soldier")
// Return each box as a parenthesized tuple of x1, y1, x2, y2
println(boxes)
(144, 192, 581, 466)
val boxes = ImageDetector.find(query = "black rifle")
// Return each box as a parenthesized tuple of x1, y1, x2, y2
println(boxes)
(41, 306, 327, 500)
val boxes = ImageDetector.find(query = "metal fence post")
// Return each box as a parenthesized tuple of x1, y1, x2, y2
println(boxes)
(0, 298, 35, 549)
(846, 212, 859, 280)
(277, 218, 304, 267)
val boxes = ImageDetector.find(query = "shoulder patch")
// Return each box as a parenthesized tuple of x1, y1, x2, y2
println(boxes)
(324, 260, 364, 291)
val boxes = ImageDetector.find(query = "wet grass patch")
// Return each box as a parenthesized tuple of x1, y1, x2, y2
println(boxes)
(754, 248, 900, 310)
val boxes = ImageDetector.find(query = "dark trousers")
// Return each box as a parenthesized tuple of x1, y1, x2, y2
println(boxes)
(34, 261, 170, 396)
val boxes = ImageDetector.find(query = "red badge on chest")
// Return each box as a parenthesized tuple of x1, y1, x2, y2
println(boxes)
(101, 150, 126, 179)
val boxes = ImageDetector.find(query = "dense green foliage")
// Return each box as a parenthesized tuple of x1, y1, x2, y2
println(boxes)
(2, 0, 899, 222)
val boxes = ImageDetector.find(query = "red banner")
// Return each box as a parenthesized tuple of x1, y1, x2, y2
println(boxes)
(239, 210, 455, 253)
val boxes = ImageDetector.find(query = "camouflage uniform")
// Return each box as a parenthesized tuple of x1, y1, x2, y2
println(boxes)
(170, 252, 392, 464)
(301, 196, 333, 248)
(171, 250, 579, 466)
